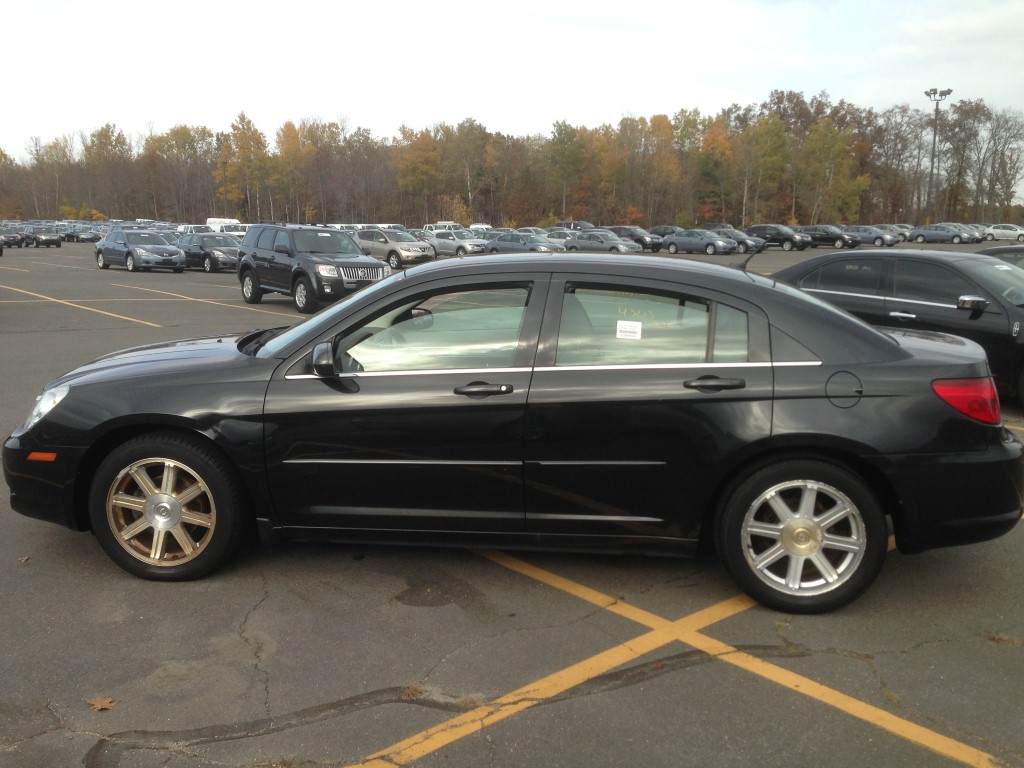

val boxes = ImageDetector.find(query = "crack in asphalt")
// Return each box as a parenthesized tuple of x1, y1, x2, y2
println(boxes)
(239, 574, 272, 718)
(79, 643, 813, 767)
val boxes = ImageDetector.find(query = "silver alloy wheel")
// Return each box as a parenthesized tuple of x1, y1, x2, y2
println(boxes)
(740, 478, 867, 598)
(294, 280, 308, 309)
(126, 254, 135, 272)
(103, 456, 216, 567)
(834, 239, 844, 249)
(204, 256, 213, 272)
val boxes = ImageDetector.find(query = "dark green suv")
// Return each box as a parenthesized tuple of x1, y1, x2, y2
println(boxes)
(237, 224, 390, 313)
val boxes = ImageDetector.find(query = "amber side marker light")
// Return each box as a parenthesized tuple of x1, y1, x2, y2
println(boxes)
(27, 452, 58, 462)
(931, 378, 1001, 425)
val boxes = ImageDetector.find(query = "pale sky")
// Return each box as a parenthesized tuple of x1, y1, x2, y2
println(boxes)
(7, 0, 1022, 161)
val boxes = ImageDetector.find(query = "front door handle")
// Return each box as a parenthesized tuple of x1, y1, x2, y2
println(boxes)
(683, 376, 746, 393)
(889, 311, 916, 320)
(454, 382, 515, 398)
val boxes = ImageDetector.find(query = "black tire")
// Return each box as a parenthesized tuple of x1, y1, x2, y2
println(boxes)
(833, 239, 845, 249)
(387, 252, 402, 269)
(705, 244, 716, 255)
(241, 270, 263, 304)
(293, 275, 318, 314)
(88, 432, 247, 581)
(173, 267, 184, 273)
(96, 253, 109, 270)
(56, 241, 61, 248)
(915, 235, 926, 243)
(489, 248, 499, 254)
(716, 459, 887, 613)
(781, 240, 794, 251)
(666, 243, 679, 254)
(203, 256, 214, 273)
(126, 253, 136, 272)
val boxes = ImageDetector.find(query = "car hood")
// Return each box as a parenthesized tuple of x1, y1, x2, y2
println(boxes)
(46, 334, 253, 388)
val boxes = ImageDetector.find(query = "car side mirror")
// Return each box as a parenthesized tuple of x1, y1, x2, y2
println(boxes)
(311, 341, 336, 377)
(957, 295, 990, 317)
(274, 243, 291, 254)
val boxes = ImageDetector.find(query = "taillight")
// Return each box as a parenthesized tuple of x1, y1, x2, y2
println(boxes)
(931, 378, 1001, 424)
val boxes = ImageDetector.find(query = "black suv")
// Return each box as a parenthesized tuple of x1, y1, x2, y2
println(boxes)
(745, 224, 811, 251)
(237, 224, 390, 313)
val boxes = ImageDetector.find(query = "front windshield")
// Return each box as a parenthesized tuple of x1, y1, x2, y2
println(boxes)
(390, 232, 417, 243)
(258, 270, 407, 357)
(200, 235, 238, 247)
(453, 230, 478, 240)
(526, 235, 549, 244)
(293, 229, 363, 254)
(778, 225, 797, 235)
(126, 232, 168, 245)
(962, 260, 1024, 304)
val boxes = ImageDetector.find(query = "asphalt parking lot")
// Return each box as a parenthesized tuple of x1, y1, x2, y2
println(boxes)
(1, 242, 1023, 768)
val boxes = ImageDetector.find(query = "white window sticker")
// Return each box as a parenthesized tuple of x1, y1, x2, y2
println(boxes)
(616, 320, 642, 340)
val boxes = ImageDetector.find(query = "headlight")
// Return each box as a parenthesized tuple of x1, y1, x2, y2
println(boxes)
(382, 264, 392, 277)
(316, 265, 339, 277)
(210, 249, 225, 257)
(19, 384, 69, 434)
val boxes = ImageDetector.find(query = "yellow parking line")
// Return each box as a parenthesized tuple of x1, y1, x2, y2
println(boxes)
(115, 284, 295, 317)
(345, 553, 1000, 768)
(0, 284, 162, 327)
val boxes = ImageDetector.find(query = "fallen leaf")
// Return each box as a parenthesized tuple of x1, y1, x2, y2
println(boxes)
(86, 697, 116, 712)
(18, 556, 30, 564)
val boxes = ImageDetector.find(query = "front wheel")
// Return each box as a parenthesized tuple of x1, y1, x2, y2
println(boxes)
(388, 252, 402, 269)
(705, 244, 716, 255)
(455, 247, 467, 256)
(203, 256, 214, 273)
(293, 275, 318, 314)
(736, 243, 748, 254)
(241, 270, 263, 304)
(716, 460, 887, 613)
(96, 253, 109, 269)
(873, 237, 884, 246)
(88, 432, 247, 580)
(126, 253, 136, 272)
(833, 239, 845, 249)
(56, 241, 62, 248)
(952, 235, 962, 244)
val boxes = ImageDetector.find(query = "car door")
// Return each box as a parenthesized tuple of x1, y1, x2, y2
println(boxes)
(886, 258, 1014, 379)
(523, 275, 774, 538)
(789, 255, 890, 327)
(262, 274, 549, 531)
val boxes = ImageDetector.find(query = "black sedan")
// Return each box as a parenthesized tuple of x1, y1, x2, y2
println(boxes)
(794, 225, 861, 249)
(0, 228, 23, 248)
(710, 227, 766, 255)
(178, 233, 240, 272)
(773, 248, 1024, 404)
(4, 254, 1021, 614)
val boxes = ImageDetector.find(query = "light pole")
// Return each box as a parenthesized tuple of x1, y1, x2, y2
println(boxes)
(924, 87, 952, 223)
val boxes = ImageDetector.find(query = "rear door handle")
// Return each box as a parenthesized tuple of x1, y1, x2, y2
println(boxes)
(683, 376, 746, 392)
(889, 311, 916, 320)
(454, 382, 515, 398)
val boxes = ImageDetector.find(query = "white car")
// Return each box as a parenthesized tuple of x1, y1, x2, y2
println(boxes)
(984, 223, 1024, 242)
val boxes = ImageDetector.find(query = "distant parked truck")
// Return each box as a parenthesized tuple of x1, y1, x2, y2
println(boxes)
(206, 218, 247, 237)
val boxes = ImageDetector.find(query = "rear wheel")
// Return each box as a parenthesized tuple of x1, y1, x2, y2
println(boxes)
(915, 235, 926, 243)
(88, 432, 246, 581)
(716, 459, 887, 613)
(240, 270, 263, 304)
(293, 275, 318, 314)
(781, 240, 794, 251)
(873, 237, 884, 246)
(666, 243, 679, 254)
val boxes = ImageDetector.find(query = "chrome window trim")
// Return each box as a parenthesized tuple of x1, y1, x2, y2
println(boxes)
(283, 360, 820, 380)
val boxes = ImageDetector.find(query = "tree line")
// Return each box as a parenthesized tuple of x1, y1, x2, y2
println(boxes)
(2, 89, 1022, 229)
